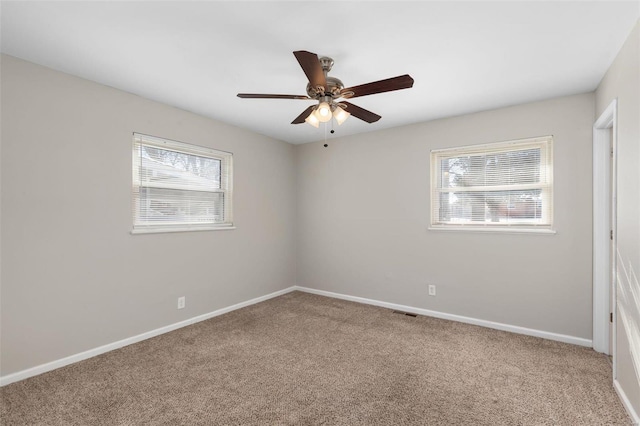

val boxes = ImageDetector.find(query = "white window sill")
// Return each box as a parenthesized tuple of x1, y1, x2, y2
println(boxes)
(131, 226, 236, 235)
(428, 226, 556, 235)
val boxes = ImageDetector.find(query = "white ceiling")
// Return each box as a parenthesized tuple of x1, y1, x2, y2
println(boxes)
(1, 1, 638, 144)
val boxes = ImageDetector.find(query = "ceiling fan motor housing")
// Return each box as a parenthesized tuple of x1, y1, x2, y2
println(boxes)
(305, 56, 344, 98)
(306, 77, 344, 98)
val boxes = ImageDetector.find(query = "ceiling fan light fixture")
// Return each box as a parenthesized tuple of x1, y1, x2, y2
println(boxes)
(305, 109, 320, 128)
(315, 101, 332, 122)
(333, 105, 350, 125)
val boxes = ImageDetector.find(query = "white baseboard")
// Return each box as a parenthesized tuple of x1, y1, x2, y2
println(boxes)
(0, 285, 595, 387)
(0, 286, 296, 387)
(293, 286, 593, 347)
(614, 379, 640, 425)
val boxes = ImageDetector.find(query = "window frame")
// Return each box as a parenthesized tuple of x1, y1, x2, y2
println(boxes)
(429, 136, 554, 234)
(131, 133, 234, 234)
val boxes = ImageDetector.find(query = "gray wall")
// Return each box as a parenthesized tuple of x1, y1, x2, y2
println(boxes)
(295, 93, 595, 340)
(0, 55, 296, 376)
(596, 20, 640, 416)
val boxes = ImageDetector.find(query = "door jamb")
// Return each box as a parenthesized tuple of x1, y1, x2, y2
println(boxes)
(592, 99, 617, 372)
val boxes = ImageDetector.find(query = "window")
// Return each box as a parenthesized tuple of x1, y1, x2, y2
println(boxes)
(132, 133, 233, 233)
(430, 136, 553, 233)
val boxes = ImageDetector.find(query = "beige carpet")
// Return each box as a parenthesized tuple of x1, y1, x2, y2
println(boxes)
(0, 291, 630, 425)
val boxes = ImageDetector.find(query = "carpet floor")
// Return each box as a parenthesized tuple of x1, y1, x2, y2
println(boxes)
(0, 291, 631, 425)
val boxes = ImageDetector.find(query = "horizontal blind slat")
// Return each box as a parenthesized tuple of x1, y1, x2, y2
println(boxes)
(436, 183, 550, 192)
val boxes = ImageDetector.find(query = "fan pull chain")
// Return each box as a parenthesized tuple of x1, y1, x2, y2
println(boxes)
(323, 122, 328, 148)
(324, 122, 327, 143)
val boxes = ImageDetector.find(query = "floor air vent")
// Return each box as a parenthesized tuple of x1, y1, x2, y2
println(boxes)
(392, 310, 417, 317)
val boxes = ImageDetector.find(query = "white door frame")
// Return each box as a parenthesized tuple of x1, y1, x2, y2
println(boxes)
(592, 99, 617, 367)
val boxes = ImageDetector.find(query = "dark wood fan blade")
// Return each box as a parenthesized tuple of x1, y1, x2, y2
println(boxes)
(341, 74, 414, 99)
(341, 101, 381, 123)
(291, 105, 316, 124)
(237, 93, 311, 100)
(293, 50, 326, 90)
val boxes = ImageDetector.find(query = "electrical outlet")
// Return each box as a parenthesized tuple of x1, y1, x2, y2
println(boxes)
(177, 296, 186, 309)
(428, 285, 436, 296)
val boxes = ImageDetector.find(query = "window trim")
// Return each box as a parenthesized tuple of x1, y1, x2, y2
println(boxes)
(131, 133, 234, 234)
(429, 136, 554, 234)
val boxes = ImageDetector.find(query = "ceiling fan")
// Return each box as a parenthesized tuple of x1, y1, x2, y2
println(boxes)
(237, 50, 414, 128)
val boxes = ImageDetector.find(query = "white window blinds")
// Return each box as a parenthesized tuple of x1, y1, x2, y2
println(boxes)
(430, 136, 553, 231)
(132, 133, 233, 233)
